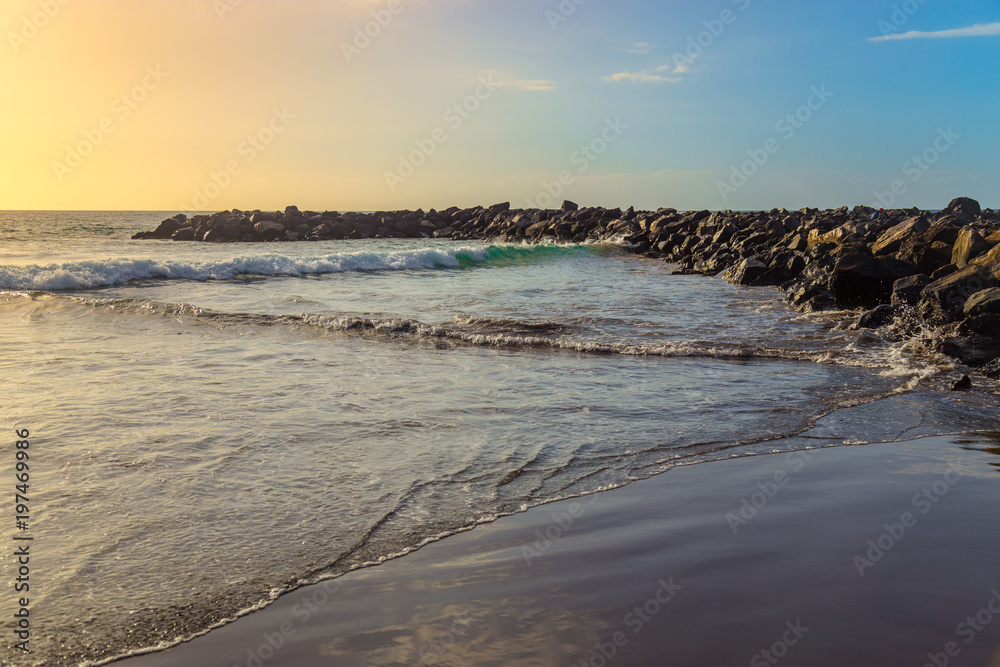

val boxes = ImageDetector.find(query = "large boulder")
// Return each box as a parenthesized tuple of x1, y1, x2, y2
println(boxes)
(254, 221, 286, 241)
(964, 288, 1000, 317)
(871, 216, 930, 255)
(941, 335, 1000, 367)
(828, 253, 921, 309)
(727, 258, 768, 286)
(952, 227, 990, 268)
(919, 265, 998, 322)
(891, 274, 931, 307)
(134, 216, 185, 240)
(854, 304, 897, 329)
(945, 197, 981, 220)
(972, 244, 1000, 280)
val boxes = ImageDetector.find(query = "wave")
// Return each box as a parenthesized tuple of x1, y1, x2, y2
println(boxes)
(51, 296, 858, 365)
(1, 292, 955, 382)
(0, 243, 597, 291)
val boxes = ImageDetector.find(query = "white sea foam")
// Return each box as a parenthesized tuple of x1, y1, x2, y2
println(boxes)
(0, 244, 582, 291)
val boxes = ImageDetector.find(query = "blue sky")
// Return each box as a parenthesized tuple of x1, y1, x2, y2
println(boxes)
(3, 0, 998, 210)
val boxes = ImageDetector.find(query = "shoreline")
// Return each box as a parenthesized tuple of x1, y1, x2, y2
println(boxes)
(131, 198, 1000, 378)
(117, 431, 1000, 667)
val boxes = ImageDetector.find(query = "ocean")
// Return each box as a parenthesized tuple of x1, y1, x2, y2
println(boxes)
(2, 211, 999, 666)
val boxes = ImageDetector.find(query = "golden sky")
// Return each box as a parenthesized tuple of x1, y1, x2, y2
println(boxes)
(1, 0, 995, 211)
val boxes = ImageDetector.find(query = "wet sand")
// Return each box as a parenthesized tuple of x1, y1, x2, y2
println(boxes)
(121, 434, 1000, 667)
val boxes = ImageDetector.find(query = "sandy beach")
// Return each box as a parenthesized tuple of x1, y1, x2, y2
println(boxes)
(119, 431, 1000, 667)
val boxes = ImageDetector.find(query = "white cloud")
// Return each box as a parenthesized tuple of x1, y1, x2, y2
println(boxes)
(603, 70, 681, 84)
(603, 61, 689, 84)
(870, 22, 1000, 42)
(626, 42, 652, 54)
(484, 71, 556, 92)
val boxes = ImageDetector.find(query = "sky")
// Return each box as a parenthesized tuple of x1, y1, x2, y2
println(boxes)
(1, 0, 998, 212)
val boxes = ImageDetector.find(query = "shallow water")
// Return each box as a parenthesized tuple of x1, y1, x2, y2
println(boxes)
(1, 211, 998, 666)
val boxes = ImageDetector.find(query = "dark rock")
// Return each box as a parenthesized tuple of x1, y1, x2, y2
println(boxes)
(891, 274, 931, 307)
(136, 217, 185, 240)
(872, 216, 930, 255)
(254, 221, 286, 241)
(951, 375, 972, 391)
(964, 288, 1000, 317)
(952, 227, 990, 268)
(171, 227, 195, 241)
(855, 304, 897, 329)
(561, 200, 579, 212)
(828, 253, 920, 309)
(931, 264, 958, 281)
(945, 197, 981, 220)
(942, 336, 1000, 367)
(728, 258, 768, 285)
(284, 205, 301, 216)
(488, 202, 511, 215)
(919, 265, 999, 322)
(981, 359, 1000, 379)
(958, 313, 1000, 339)
(787, 234, 808, 253)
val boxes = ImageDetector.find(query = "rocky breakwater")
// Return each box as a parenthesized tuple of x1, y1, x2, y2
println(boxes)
(132, 201, 626, 244)
(637, 196, 1000, 379)
(133, 197, 1000, 377)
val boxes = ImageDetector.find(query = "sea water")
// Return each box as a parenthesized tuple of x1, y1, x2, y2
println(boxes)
(1, 211, 998, 666)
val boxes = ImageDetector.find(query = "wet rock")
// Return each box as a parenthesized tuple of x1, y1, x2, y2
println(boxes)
(828, 253, 921, 309)
(981, 359, 1000, 379)
(941, 336, 1000, 367)
(919, 265, 999, 322)
(855, 304, 897, 329)
(964, 288, 1000, 317)
(951, 375, 972, 391)
(727, 258, 768, 286)
(891, 274, 931, 307)
(171, 227, 195, 241)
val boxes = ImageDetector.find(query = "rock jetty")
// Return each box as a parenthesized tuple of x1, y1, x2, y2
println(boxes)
(134, 197, 1000, 377)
